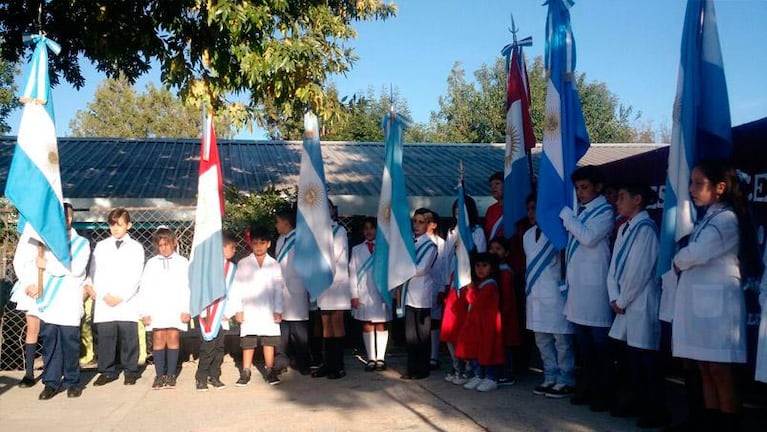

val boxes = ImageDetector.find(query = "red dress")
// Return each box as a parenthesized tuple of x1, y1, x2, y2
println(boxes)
(499, 266, 521, 347)
(484, 202, 504, 239)
(455, 279, 505, 366)
(440, 286, 468, 344)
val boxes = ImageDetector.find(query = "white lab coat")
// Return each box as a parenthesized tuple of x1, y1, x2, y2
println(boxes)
(227, 253, 284, 337)
(138, 253, 191, 331)
(275, 231, 310, 321)
(317, 223, 351, 310)
(523, 226, 573, 334)
(349, 241, 391, 322)
(403, 234, 438, 308)
(606, 211, 661, 350)
(560, 195, 615, 327)
(429, 234, 447, 319)
(88, 235, 146, 323)
(444, 225, 487, 287)
(672, 204, 746, 363)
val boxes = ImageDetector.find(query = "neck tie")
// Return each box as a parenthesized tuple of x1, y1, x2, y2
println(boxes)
(115, 240, 123, 249)
(367, 241, 374, 253)
(621, 221, 630, 236)
(577, 205, 586, 216)
(535, 227, 541, 241)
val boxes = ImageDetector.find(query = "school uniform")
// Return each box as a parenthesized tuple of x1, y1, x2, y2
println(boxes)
(445, 225, 487, 259)
(31, 229, 90, 392)
(227, 253, 284, 339)
(523, 225, 574, 388)
(11, 230, 45, 317)
(317, 223, 351, 310)
(455, 279, 504, 366)
(429, 234, 447, 320)
(88, 234, 145, 378)
(672, 204, 746, 363)
(274, 230, 311, 372)
(350, 240, 391, 323)
(138, 252, 190, 331)
(484, 201, 504, 240)
(756, 247, 767, 383)
(196, 259, 236, 383)
(402, 233, 437, 378)
(499, 264, 521, 347)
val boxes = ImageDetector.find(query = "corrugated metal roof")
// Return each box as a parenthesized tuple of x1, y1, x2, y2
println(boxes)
(0, 136, 665, 200)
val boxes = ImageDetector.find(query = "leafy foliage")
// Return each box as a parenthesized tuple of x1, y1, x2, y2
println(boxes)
(223, 185, 296, 238)
(0, 57, 18, 133)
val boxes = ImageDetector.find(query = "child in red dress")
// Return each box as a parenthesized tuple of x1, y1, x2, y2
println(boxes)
(488, 237, 521, 386)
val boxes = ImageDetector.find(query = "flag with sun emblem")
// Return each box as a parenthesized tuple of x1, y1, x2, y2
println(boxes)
(295, 112, 335, 299)
(501, 39, 535, 238)
(657, 0, 733, 276)
(5, 35, 70, 267)
(536, 0, 590, 250)
(373, 111, 417, 304)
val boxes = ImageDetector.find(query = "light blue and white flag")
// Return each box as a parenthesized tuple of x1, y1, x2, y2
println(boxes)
(454, 177, 474, 290)
(295, 112, 335, 300)
(5, 35, 70, 267)
(657, 0, 733, 275)
(537, 0, 590, 251)
(374, 112, 417, 304)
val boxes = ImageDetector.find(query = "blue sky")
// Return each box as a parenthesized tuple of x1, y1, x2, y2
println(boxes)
(7, 0, 767, 140)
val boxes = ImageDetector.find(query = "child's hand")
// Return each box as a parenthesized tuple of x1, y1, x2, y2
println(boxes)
(180, 313, 191, 323)
(84, 285, 96, 300)
(610, 301, 625, 315)
(25, 284, 40, 299)
(273, 313, 282, 323)
(351, 298, 360, 309)
(103, 294, 122, 307)
(235, 312, 244, 323)
(141, 316, 152, 326)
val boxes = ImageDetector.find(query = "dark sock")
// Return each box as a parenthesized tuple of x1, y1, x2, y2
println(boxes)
(166, 349, 180, 376)
(153, 349, 166, 377)
(335, 337, 345, 370)
(324, 338, 336, 372)
(24, 343, 36, 378)
(719, 412, 739, 432)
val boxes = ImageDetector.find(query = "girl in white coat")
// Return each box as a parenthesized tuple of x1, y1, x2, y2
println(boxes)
(139, 228, 190, 389)
(672, 160, 760, 429)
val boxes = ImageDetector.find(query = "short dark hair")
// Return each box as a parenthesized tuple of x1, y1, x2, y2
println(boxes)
(248, 226, 272, 242)
(488, 236, 509, 251)
(570, 165, 605, 186)
(525, 192, 537, 205)
(363, 216, 377, 230)
(414, 207, 435, 225)
(63, 202, 74, 217)
(489, 171, 503, 183)
(276, 207, 297, 229)
(222, 231, 238, 246)
(619, 183, 657, 209)
(451, 194, 479, 227)
(107, 208, 131, 225)
(153, 227, 176, 246)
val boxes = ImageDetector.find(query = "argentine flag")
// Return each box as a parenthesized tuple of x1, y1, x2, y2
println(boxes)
(658, 0, 733, 275)
(295, 113, 335, 300)
(537, 0, 590, 251)
(374, 112, 417, 304)
(501, 40, 535, 238)
(189, 111, 226, 317)
(5, 35, 70, 267)
(454, 179, 474, 290)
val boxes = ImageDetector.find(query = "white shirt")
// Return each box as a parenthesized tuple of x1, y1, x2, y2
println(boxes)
(523, 226, 572, 334)
(318, 223, 351, 310)
(87, 234, 146, 323)
(275, 230, 310, 320)
(227, 253, 284, 337)
(403, 234, 438, 308)
(138, 252, 191, 331)
(350, 240, 391, 323)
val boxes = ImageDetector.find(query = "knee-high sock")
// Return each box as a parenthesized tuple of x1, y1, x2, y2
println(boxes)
(24, 343, 36, 378)
(430, 329, 441, 361)
(362, 331, 375, 361)
(375, 330, 389, 361)
(166, 349, 180, 376)
(336, 337, 345, 370)
(153, 349, 166, 377)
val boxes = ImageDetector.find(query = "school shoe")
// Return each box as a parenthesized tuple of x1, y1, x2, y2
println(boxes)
(196, 380, 209, 392)
(364, 360, 377, 372)
(452, 373, 470, 385)
(67, 386, 83, 398)
(463, 376, 483, 390)
(374, 360, 387, 371)
(236, 370, 251, 387)
(265, 368, 281, 386)
(327, 369, 347, 380)
(497, 376, 516, 387)
(444, 371, 457, 382)
(152, 376, 165, 390)
(311, 365, 329, 378)
(164, 375, 177, 389)
(93, 374, 119, 386)
(38, 385, 61, 400)
(18, 375, 36, 388)
(533, 382, 555, 395)
(124, 374, 139, 385)
(545, 384, 575, 399)
(208, 378, 226, 389)
(429, 359, 440, 371)
(476, 378, 498, 392)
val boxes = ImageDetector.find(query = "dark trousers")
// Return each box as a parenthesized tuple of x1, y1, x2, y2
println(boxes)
(629, 346, 666, 417)
(405, 306, 431, 376)
(573, 323, 613, 402)
(40, 322, 81, 390)
(96, 321, 139, 376)
(275, 320, 310, 371)
(196, 332, 225, 381)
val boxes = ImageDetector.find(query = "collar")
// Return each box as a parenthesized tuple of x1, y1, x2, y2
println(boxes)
(580, 195, 607, 210)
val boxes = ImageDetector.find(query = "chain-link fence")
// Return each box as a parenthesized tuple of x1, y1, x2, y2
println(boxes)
(0, 205, 361, 371)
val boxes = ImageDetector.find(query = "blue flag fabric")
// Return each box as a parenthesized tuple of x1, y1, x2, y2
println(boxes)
(374, 112, 417, 304)
(5, 35, 70, 267)
(295, 113, 335, 300)
(454, 180, 474, 290)
(537, 0, 590, 251)
(658, 0, 733, 275)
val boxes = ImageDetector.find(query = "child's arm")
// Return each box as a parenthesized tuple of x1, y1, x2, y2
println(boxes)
(137, 260, 153, 324)
(414, 243, 437, 277)
(614, 227, 659, 311)
(272, 265, 284, 323)
(560, 206, 614, 247)
(349, 251, 360, 308)
(674, 212, 738, 272)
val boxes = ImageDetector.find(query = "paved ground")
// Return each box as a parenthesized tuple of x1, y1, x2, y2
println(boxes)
(1, 352, 764, 432)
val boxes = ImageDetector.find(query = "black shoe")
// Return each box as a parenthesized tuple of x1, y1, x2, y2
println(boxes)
(38, 386, 60, 400)
(265, 369, 281, 386)
(298, 368, 312, 376)
(375, 360, 387, 371)
(533, 382, 555, 395)
(208, 378, 226, 389)
(152, 376, 164, 390)
(545, 384, 575, 399)
(236, 370, 251, 387)
(164, 375, 177, 388)
(196, 380, 209, 392)
(123, 374, 138, 385)
(497, 376, 516, 387)
(327, 370, 346, 380)
(429, 359, 440, 371)
(311, 365, 329, 378)
(364, 360, 376, 372)
(18, 375, 36, 388)
(67, 387, 83, 398)
(93, 374, 118, 386)
(400, 373, 413, 380)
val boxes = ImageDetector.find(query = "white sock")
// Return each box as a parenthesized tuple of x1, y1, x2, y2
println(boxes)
(430, 329, 441, 361)
(362, 331, 375, 361)
(375, 330, 389, 361)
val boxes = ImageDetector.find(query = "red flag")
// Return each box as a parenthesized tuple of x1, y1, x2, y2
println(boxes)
(507, 47, 535, 151)
(200, 113, 225, 216)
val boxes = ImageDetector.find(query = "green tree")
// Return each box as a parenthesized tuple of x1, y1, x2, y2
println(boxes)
(0, 58, 18, 133)
(223, 185, 296, 237)
(69, 77, 235, 138)
(0, 1, 396, 127)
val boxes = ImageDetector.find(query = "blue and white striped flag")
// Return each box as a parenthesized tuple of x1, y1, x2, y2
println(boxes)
(374, 112, 417, 304)
(658, 0, 733, 275)
(295, 112, 335, 300)
(5, 35, 70, 267)
(454, 178, 474, 289)
(537, 0, 590, 251)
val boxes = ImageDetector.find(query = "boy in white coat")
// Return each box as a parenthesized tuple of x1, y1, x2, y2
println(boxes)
(558, 165, 615, 411)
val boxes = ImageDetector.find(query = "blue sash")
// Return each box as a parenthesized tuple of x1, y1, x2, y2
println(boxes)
(566, 202, 613, 263)
(691, 206, 728, 243)
(397, 239, 436, 318)
(355, 252, 375, 288)
(36, 233, 89, 312)
(614, 219, 658, 287)
(277, 232, 296, 263)
(200, 261, 237, 341)
(489, 216, 503, 240)
(526, 237, 557, 297)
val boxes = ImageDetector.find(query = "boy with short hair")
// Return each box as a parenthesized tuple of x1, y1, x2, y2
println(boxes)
(227, 226, 284, 386)
(85, 208, 146, 386)
(558, 165, 615, 411)
(484, 171, 505, 240)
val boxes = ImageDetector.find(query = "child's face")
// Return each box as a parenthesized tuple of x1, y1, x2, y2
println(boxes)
(275, 217, 292, 235)
(109, 217, 131, 239)
(363, 222, 377, 241)
(157, 238, 175, 258)
(616, 190, 642, 219)
(489, 179, 503, 201)
(427, 221, 438, 236)
(412, 214, 428, 236)
(689, 167, 724, 207)
(575, 179, 600, 205)
(488, 242, 508, 260)
(527, 200, 537, 225)
(474, 262, 492, 280)
(250, 238, 271, 257)
(223, 242, 236, 260)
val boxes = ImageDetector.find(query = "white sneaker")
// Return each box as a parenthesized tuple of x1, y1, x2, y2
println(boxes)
(452, 374, 469, 385)
(476, 378, 498, 392)
(444, 372, 456, 382)
(463, 376, 483, 390)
